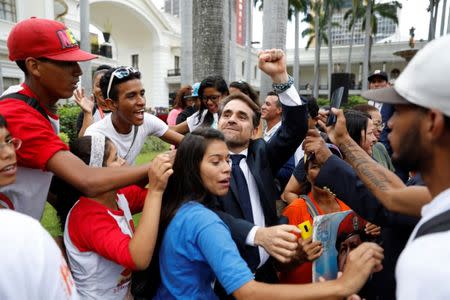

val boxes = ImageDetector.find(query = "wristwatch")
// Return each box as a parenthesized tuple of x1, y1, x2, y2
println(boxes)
(272, 75, 294, 94)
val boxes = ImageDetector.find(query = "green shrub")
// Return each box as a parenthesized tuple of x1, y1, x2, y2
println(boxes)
(58, 132, 70, 145)
(317, 95, 367, 110)
(141, 136, 170, 153)
(58, 104, 81, 145)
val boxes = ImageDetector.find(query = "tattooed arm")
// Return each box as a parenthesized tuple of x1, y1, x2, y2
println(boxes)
(303, 109, 431, 217)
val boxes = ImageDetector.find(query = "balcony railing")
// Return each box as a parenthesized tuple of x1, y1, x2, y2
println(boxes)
(167, 68, 181, 77)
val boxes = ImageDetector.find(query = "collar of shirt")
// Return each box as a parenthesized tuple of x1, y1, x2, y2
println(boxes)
(420, 188, 450, 222)
(263, 121, 281, 142)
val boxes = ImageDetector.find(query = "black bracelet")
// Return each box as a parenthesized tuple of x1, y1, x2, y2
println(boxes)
(272, 75, 294, 94)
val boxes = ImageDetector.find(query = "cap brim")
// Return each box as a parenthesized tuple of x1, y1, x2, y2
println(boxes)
(362, 87, 410, 105)
(43, 48, 97, 62)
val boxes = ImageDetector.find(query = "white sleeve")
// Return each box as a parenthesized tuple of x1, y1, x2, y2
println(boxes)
(0, 210, 79, 300)
(143, 113, 169, 137)
(278, 85, 304, 106)
(186, 110, 205, 132)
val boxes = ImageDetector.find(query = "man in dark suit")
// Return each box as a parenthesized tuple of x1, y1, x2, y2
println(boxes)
(212, 49, 308, 285)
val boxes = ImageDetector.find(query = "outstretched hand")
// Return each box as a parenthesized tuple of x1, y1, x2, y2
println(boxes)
(254, 224, 300, 263)
(73, 88, 94, 114)
(148, 152, 174, 192)
(303, 129, 332, 165)
(258, 49, 289, 83)
(337, 242, 384, 296)
(317, 108, 349, 145)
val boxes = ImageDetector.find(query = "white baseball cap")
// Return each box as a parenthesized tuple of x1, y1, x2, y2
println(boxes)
(362, 35, 450, 117)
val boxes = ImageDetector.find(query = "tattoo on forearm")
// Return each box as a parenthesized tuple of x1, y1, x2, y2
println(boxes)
(338, 139, 393, 192)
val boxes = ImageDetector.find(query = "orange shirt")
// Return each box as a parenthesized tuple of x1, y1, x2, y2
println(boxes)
(279, 192, 350, 284)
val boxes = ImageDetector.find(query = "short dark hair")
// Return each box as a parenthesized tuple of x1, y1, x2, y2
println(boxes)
(266, 90, 281, 108)
(15, 60, 28, 75)
(95, 64, 112, 72)
(219, 92, 261, 128)
(230, 80, 259, 106)
(344, 109, 371, 147)
(352, 104, 379, 114)
(70, 136, 114, 167)
(100, 67, 141, 101)
(0, 114, 7, 128)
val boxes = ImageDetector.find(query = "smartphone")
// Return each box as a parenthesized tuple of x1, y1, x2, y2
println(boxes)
(298, 220, 313, 240)
(326, 87, 344, 126)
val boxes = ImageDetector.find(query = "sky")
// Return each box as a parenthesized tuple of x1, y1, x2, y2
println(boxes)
(152, 0, 446, 49)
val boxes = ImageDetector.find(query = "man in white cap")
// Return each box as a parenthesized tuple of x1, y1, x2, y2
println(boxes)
(362, 35, 450, 299)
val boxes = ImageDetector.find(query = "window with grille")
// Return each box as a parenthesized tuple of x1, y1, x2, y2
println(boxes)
(0, 0, 16, 22)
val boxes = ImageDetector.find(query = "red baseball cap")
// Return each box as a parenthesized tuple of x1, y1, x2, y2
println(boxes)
(7, 17, 97, 62)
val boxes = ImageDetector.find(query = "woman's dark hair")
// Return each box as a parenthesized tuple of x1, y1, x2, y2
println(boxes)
(70, 136, 113, 167)
(230, 80, 259, 106)
(100, 67, 141, 101)
(196, 75, 229, 127)
(0, 115, 7, 128)
(132, 128, 226, 298)
(160, 128, 225, 228)
(344, 109, 371, 147)
(173, 85, 193, 110)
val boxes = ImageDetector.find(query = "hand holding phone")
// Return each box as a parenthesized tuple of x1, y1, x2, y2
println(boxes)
(326, 87, 344, 126)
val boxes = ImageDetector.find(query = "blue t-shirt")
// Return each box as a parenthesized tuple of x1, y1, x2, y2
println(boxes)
(154, 201, 254, 299)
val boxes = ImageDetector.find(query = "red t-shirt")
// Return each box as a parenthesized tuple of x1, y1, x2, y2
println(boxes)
(0, 83, 69, 219)
(279, 192, 350, 284)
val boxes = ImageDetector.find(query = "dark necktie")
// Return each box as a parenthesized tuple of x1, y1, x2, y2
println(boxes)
(230, 154, 260, 271)
(231, 154, 254, 222)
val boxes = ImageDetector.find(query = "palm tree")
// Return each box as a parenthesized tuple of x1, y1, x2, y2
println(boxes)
(258, 0, 289, 98)
(301, 1, 336, 98)
(192, 0, 230, 82)
(289, 0, 308, 90)
(180, 0, 193, 85)
(347, 0, 401, 90)
(324, 0, 345, 98)
(343, 0, 362, 75)
(255, 0, 304, 92)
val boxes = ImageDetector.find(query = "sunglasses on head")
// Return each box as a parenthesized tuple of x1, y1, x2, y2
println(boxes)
(106, 67, 139, 99)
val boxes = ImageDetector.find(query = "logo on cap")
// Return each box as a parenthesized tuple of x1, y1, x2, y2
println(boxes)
(56, 28, 78, 49)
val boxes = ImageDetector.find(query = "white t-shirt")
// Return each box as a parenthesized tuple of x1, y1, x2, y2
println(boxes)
(396, 188, 450, 299)
(85, 113, 168, 164)
(186, 110, 218, 132)
(0, 210, 79, 299)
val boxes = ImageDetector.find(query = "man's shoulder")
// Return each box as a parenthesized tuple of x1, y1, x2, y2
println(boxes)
(85, 115, 112, 134)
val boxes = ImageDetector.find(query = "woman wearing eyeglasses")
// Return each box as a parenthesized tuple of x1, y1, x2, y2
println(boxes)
(64, 134, 171, 299)
(170, 75, 229, 134)
(0, 114, 80, 299)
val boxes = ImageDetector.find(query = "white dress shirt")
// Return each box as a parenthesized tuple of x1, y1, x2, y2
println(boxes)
(396, 188, 450, 299)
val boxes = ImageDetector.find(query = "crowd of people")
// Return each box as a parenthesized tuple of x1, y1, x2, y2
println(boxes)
(0, 17, 449, 300)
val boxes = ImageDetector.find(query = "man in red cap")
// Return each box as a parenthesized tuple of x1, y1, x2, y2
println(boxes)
(0, 18, 155, 220)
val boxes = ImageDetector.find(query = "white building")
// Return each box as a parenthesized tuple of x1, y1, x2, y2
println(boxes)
(0, 0, 429, 107)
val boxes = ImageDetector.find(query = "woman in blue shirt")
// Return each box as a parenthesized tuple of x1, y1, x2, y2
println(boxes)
(153, 128, 384, 300)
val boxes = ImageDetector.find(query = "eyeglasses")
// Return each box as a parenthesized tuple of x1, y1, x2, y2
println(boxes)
(106, 67, 139, 99)
(0, 137, 22, 152)
(202, 94, 222, 102)
(373, 122, 385, 130)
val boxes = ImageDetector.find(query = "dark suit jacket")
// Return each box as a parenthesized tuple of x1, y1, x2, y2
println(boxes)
(212, 102, 308, 273)
(316, 155, 420, 300)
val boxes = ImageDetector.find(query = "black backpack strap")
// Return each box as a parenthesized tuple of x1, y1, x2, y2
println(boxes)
(0, 92, 49, 121)
(414, 208, 450, 240)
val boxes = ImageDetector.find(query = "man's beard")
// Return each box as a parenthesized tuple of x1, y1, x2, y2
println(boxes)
(391, 124, 430, 174)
